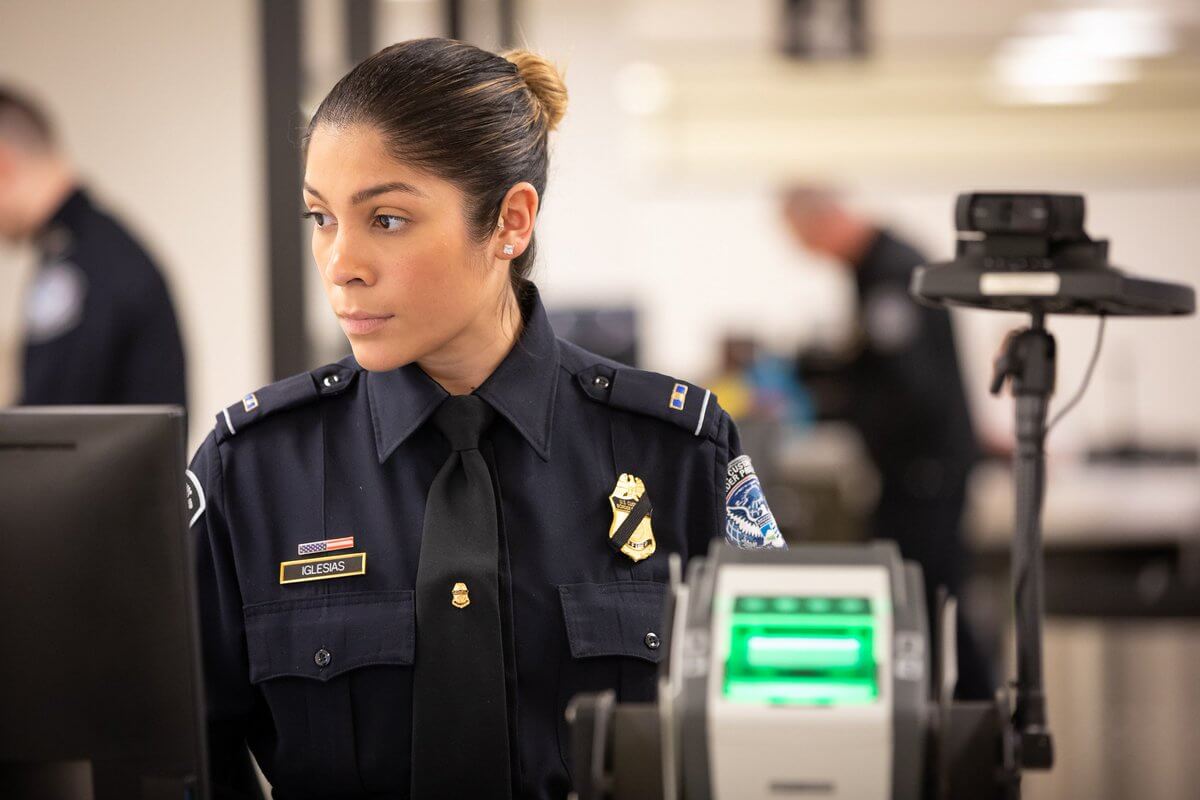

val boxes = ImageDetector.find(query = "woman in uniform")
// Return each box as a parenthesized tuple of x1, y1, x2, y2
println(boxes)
(187, 37, 783, 800)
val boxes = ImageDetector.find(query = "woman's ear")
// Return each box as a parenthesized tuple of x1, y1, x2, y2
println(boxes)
(495, 182, 539, 261)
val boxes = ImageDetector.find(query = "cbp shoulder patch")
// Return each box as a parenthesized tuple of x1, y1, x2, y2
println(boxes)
(185, 469, 206, 527)
(24, 261, 88, 344)
(864, 287, 919, 353)
(724, 455, 784, 549)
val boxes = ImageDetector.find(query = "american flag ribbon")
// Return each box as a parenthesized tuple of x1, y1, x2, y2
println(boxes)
(297, 536, 355, 556)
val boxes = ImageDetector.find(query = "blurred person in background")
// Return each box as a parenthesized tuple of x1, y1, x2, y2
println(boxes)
(0, 86, 186, 408)
(783, 185, 992, 700)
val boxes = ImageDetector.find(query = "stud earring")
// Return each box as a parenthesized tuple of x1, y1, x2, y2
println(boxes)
(502, 244, 515, 256)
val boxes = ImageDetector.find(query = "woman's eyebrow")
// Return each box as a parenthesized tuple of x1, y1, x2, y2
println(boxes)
(352, 182, 428, 204)
(302, 182, 428, 204)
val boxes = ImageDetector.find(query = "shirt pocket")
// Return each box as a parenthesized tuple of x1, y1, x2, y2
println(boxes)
(242, 590, 415, 798)
(558, 581, 668, 666)
(555, 581, 668, 779)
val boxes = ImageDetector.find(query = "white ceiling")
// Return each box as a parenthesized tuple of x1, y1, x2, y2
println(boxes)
(605, 0, 1200, 182)
(623, 0, 1200, 56)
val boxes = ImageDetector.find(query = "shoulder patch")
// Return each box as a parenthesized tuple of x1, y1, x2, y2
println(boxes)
(577, 364, 718, 440)
(724, 455, 785, 549)
(864, 287, 919, 353)
(24, 260, 88, 344)
(214, 361, 359, 443)
(185, 468, 206, 527)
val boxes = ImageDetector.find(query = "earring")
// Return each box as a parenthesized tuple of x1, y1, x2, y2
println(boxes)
(502, 244, 515, 256)
(497, 218, 505, 231)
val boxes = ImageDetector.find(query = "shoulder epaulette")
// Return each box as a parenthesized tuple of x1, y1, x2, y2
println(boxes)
(213, 361, 359, 443)
(575, 361, 720, 441)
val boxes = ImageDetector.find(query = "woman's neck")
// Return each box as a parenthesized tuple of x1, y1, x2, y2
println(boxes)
(418, 286, 523, 396)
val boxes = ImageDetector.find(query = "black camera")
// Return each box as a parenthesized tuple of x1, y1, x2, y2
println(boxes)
(913, 192, 1193, 316)
(956, 193, 1084, 239)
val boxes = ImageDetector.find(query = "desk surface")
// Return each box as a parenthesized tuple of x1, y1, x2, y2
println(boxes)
(967, 461, 1200, 548)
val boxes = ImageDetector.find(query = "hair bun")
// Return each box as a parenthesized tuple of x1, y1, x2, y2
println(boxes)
(503, 49, 568, 132)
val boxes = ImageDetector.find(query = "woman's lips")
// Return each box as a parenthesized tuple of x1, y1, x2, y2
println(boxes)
(337, 312, 393, 336)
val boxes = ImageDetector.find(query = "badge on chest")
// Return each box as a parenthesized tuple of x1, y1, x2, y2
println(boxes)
(608, 473, 656, 562)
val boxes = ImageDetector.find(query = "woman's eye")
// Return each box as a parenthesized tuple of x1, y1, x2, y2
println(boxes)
(375, 214, 408, 232)
(302, 211, 332, 228)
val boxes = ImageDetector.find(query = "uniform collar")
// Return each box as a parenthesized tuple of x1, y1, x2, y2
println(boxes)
(46, 187, 91, 231)
(852, 228, 891, 280)
(34, 187, 89, 259)
(368, 284, 560, 463)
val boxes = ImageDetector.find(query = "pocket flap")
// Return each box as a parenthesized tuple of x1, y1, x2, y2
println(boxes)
(558, 581, 668, 664)
(243, 590, 414, 682)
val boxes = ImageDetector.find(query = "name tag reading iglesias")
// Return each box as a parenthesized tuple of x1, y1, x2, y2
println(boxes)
(279, 552, 367, 584)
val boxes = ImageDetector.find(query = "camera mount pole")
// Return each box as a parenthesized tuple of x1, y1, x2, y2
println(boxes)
(990, 311, 1056, 772)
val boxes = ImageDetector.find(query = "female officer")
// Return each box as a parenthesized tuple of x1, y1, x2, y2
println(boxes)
(187, 37, 783, 800)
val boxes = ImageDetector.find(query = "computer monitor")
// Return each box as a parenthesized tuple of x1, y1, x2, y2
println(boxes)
(0, 407, 208, 800)
(547, 306, 640, 367)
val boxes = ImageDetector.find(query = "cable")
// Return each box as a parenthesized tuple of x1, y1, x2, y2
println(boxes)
(1046, 315, 1107, 434)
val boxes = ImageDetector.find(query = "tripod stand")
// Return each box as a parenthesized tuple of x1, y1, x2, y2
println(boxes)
(990, 312, 1057, 779)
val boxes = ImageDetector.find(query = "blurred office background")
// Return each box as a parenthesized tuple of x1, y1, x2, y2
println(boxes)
(2, 1, 1200, 797)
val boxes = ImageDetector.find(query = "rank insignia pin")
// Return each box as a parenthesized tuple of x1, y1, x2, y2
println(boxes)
(668, 382, 688, 411)
(451, 582, 471, 609)
(608, 473, 656, 562)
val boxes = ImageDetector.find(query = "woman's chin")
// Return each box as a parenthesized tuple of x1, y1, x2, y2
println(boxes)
(347, 340, 414, 373)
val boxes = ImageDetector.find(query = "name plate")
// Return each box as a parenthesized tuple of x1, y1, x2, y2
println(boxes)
(279, 552, 366, 584)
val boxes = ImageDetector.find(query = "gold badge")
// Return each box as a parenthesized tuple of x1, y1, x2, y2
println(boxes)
(451, 582, 471, 609)
(608, 473, 656, 562)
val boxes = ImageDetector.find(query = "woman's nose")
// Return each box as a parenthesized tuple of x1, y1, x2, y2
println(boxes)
(325, 232, 375, 287)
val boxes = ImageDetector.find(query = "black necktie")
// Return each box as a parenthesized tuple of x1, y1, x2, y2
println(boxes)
(411, 395, 512, 799)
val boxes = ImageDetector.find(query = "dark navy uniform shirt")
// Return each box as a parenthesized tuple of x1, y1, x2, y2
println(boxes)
(187, 286, 782, 799)
(19, 188, 187, 408)
(842, 229, 976, 486)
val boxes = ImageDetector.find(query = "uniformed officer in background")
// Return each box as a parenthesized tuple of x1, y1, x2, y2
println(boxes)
(782, 186, 993, 701)
(0, 86, 186, 408)
(188, 39, 782, 800)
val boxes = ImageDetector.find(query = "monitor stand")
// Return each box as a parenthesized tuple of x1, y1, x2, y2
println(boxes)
(0, 760, 94, 799)
(0, 761, 199, 800)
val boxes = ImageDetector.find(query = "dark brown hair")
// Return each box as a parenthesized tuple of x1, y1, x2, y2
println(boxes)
(305, 38, 567, 296)
(0, 86, 55, 151)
